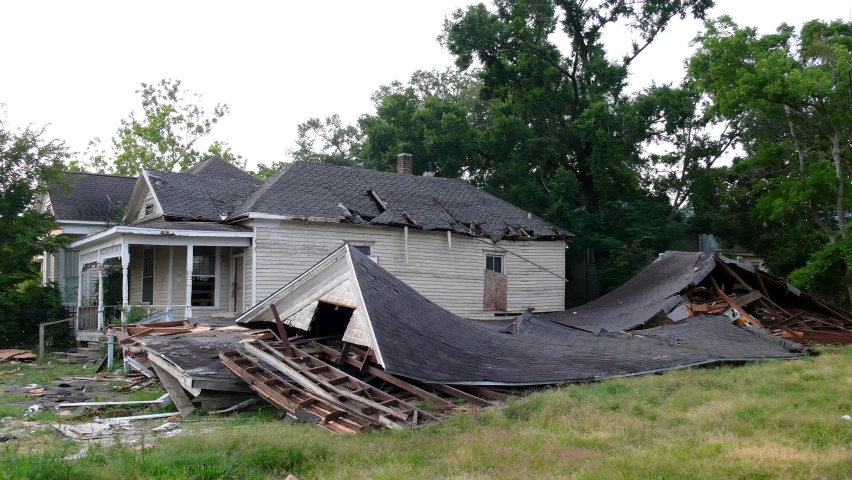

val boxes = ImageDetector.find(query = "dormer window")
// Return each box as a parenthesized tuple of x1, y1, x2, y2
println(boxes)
(144, 203, 154, 216)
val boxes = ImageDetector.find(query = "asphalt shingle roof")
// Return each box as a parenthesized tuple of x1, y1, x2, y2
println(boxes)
(347, 245, 805, 385)
(140, 161, 570, 240)
(184, 156, 257, 183)
(544, 251, 717, 332)
(48, 172, 136, 223)
(236, 162, 572, 240)
(145, 167, 260, 221)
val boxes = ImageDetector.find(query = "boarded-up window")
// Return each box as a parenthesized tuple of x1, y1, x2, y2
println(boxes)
(484, 255, 507, 310)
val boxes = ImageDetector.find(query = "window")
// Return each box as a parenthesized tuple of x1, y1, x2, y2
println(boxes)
(142, 248, 154, 304)
(353, 245, 371, 256)
(62, 249, 79, 303)
(144, 203, 154, 216)
(587, 249, 597, 265)
(485, 255, 504, 274)
(191, 246, 217, 307)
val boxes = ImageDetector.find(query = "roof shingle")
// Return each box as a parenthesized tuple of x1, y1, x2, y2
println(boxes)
(48, 172, 136, 223)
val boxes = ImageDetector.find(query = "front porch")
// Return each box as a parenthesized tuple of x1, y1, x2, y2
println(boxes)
(70, 225, 255, 330)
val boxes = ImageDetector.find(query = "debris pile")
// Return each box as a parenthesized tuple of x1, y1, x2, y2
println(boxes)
(0, 349, 36, 363)
(103, 246, 848, 435)
(548, 250, 850, 347)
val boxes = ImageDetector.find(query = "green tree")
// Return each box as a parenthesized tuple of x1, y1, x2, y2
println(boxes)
(689, 17, 852, 306)
(359, 68, 483, 178)
(289, 114, 364, 167)
(0, 112, 70, 345)
(439, 0, 713, 289)
(81, 79, 243, 175)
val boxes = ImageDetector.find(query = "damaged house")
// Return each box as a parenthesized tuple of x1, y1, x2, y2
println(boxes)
(69, 154, 572, 329)
(119, 245, 821, 433)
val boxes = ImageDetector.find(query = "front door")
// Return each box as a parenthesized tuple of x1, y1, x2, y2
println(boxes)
(233, 257, 244, 313)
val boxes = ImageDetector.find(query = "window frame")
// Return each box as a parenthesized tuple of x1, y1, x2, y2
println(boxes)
(142, 247, 155, 305)
(191, 246, 220, 308)
(485, 254, 505, 275)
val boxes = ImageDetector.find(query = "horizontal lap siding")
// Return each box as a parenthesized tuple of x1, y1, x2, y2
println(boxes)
(254, 221, 565, 320)
(501, 240, 565, 314)
(128, 245, 230, 320)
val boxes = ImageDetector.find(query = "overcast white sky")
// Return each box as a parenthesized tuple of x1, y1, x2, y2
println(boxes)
(2, 1, 850, 172)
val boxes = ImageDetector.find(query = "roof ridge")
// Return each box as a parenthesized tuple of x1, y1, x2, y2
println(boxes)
(62, 171, 137, 179)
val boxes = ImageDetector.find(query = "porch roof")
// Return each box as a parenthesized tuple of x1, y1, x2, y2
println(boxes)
(69, 222, 253, 260)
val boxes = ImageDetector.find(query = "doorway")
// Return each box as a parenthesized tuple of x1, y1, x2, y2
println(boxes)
(233, 257, 244, 313)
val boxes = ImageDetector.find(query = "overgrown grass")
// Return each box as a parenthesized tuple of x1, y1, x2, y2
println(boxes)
(0, 357, 86, 388)
(2, 347, 851, 479)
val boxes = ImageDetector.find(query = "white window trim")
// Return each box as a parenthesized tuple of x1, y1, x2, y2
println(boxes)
(484, 253, 506, 275)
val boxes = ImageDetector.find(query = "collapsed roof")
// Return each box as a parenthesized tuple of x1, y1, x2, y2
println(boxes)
(544, 251, 852, 345)
(236, 245, 806, 386)
(141, 159, 571, 241)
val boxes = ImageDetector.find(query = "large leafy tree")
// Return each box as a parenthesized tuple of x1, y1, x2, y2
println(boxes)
(689, 17, 852, 306)
(359, 68, 482, 178)
(439, 0, 713, 289)
(76, 79, 244, 175)
(0, 114, 69, 291)
(289, 114, 365, 167)
(0, 112, 69, 345)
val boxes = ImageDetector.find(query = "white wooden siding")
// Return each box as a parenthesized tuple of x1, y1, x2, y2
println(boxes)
(253, 221, 565, 320)
(128, 244, 231, 319)
(127, 181, 162, 224)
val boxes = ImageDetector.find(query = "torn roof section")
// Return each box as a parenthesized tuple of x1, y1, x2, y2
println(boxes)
(545, 251, 852, 339)
(544, 251, 717, 332)
(235, 162, 571, 240)
(237, 245, 805, 386)
(139, 160, 571, 241)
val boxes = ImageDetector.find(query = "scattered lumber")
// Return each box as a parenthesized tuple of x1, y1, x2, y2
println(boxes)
(0, 349, 36, 363)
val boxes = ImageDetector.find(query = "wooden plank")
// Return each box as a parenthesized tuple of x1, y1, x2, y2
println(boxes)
(219, 351, 377, 434)
(484, 269, 507, 310)
(454, 385, 510, 402)
(243, 342, 336, 401)
(57, 396, 169, 408)
(151, 363, 196, 417)
(710, 275, 762, 327)
(310, 342, 455, 410)
(269, 304, 294, 357)
(146, 352, 202, 397)
(255, 339, 437, 423)
(734, 290, 764, 307)
(426, 383, 494, 407)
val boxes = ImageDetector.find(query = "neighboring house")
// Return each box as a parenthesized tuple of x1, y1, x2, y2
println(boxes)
(696, 234, 766, 271)
(36, 172, 136, 305)
(69, 154, 572, 327)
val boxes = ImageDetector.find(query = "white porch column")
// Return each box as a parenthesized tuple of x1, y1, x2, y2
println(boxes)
(185, 244, 193, 319)
(76, 261, 84, 308)
(76, 258, 84, 333)
(97, 250, 104, 330)
(167, 246, 174, 312)
(121, 241, 129, 324)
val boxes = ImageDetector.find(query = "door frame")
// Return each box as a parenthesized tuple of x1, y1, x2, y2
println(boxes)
(230, 249, 246, 313)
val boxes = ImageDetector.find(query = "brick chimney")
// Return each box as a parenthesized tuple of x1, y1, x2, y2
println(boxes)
(396, 153, 413, 175)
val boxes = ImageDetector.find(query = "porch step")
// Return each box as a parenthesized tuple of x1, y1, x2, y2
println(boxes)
(58, 352, 91, 364)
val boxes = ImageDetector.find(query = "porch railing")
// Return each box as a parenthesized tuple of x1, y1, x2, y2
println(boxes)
(76, 305, 122, 330)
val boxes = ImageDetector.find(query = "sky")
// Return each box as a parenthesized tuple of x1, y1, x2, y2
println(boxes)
(2, 0, 850, 172)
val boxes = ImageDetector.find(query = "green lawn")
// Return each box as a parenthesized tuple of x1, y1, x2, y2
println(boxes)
(1, 348, 851, 479)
